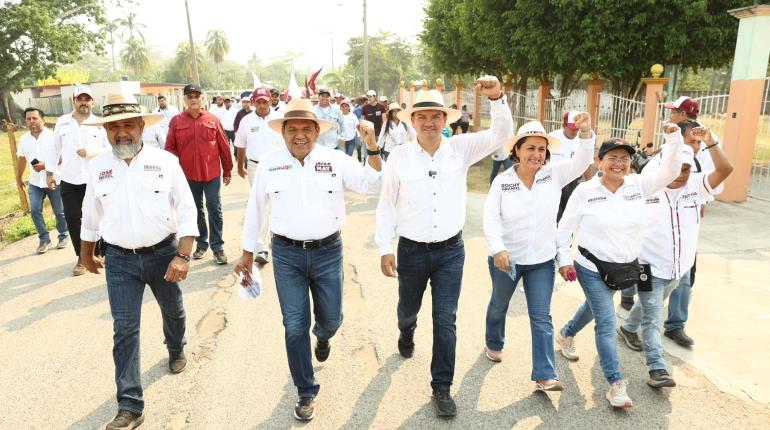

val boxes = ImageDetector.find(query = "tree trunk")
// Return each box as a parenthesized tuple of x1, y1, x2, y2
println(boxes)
(0, 90, 25, 124)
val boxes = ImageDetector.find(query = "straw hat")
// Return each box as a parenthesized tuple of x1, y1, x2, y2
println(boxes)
(397, 90, 461, 124)
(387, 102, 401, 112)
(82, 93, 163, 127)
(503, 121, 562, 155)
(268, 98, 332, 134)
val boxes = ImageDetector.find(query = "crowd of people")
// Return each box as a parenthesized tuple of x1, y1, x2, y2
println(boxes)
(12, 76, 733, 429)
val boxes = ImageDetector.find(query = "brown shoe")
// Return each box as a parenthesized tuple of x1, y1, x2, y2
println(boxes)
(168, 349, 187, 374)
(73, 259, 86, 276)
(105, 409, 144, 429)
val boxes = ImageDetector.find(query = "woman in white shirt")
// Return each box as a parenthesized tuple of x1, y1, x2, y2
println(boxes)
(377, 103, 415, 161)
(340, 99, 360, 157)
(554, 124, 684, 409)
(483, 116, 595, 392)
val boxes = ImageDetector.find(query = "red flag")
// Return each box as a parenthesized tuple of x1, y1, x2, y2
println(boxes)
(307, 67, 323, 94)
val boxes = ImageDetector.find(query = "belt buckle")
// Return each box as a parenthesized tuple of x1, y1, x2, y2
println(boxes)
(302, 240, 313, 250)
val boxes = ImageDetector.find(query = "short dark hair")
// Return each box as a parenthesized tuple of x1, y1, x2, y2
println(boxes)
(157, 95, 166, 101)
(677, 119, 700, 137)
(270, 89, 279, 96)
(24, 107, 44, 118)
(509, 136, 551, 164)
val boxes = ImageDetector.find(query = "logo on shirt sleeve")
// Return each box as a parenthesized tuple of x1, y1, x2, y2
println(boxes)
(315, 162, 333, 173)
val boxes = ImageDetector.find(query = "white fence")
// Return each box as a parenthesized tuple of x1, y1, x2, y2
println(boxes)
(596, 93, 645, 145)
(543, 90, 587, 133)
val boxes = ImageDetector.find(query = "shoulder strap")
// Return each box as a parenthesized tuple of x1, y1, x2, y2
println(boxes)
(578, 246, 603, 268)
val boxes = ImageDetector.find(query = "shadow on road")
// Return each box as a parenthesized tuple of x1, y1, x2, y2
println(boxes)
(340, 353, 404, 429)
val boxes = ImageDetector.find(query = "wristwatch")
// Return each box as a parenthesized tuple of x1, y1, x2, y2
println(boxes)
(367, 148, 381, 156)
(176, 252, 191, 262)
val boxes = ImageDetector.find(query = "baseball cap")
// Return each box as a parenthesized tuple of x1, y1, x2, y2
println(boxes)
(664, 96, 700, 116)
(598, 138, 635, 159)
(563, 111, 580, 130)
(240, 91, 252, 100)
(366, 90, 376, 97)
(340, 98, 351, 107)
(252, 87, 271, 102)
(73, 85, 93, 99)
(183, 84, 202, 95)
(379, 96, 388, 102)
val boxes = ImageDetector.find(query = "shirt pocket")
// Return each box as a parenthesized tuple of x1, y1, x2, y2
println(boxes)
(142, 177, 172, 221)
(265, 174, 291, 221)
(201, 122, 218, 143)
(398, 169, 428, 207)
(95, 180, 117, 210)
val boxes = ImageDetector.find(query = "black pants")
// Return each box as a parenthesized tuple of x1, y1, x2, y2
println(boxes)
(60, 181, 86, 257)
(557, 178, 580, 222)
(459, 122, 469, 134)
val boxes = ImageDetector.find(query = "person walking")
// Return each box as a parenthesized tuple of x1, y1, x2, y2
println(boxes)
(313, 88, 345, 150)
(376, 103, 415, 161)
(339, 98, 360, 157)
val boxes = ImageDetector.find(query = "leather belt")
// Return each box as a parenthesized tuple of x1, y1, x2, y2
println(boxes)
(399, 231, 462, 251)
(248, 159, 259, 164)
(107, 234, 176, 254)
(273, 231, 341, 250)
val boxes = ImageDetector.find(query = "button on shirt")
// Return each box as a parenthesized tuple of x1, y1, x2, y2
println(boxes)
(241, 145, 382, 252)
(484, 134, 595, 264)
(47, 113, 109, 185)
(314, 105, 345, 149)
(81, 146, 199, 249)
(165, 111, 234, 182)
(375, 95, 514, 255)
(233, 111, 284, 162)
(17, 128, 56, 188)
(640, 172, 718, 280)
(556, 133, 684, 271)
(548, 129, 580, 163)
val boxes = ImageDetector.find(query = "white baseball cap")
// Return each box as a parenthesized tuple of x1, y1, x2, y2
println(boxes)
(366, 90, 376, 97)
(73, 84, 93, 99)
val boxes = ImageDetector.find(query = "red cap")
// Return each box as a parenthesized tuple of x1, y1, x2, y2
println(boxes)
(663, 96, 700, 116)
(562, 111, 579, 130)
(251, 87, 271, 102)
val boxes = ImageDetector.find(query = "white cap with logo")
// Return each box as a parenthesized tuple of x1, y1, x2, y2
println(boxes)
(73, 84, 93, 99)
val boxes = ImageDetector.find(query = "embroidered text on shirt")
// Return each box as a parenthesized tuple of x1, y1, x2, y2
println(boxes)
(315, 162, 333, 173)
(587, 196, 607, 204)
(98, 169, 113, 182)
(144, 165, 161, 172)
(269, 165, 292, 172)
(623, 192, 642, 201)
(501, 183, 521, 192)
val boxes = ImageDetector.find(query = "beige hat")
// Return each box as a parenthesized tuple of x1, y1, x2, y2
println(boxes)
(82, 93, 163, 128)
(387, 102, 401, 112)
(268, 98, 332, 134)
(397, 90, 461, 124)
(504, 120, 562, 155)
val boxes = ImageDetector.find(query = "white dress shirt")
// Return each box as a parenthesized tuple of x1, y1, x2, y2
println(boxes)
(556, 132, 684, 271)
(17, 128, 56, 188)
(241, 145, 382, 252)
(208, 104, 225, 121)
(548, 128, 580, 163)
(375, 95, 514, 255)
(81, 146, 198, 249)
(484, 134, 595, 264)
(342, 112, 359, 141)
(233, 111, 284, 162)
(639, 172, 719, 280)
(154, 104, 180, 127)
(377, 120, 416, 152)
(220, 106, 238, 131)
(141, 124, 167, 150)
(272, 101, 287, 113)
(47, 113, 110, 185)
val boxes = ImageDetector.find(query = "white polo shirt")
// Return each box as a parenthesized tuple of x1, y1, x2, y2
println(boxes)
(47, 113, 109, 185)
(484, 134, 595, 264)
(375, 95, 514, 255)
(549, 128, 580, 163)
(220, 106, 238, 131)
(241, 145, 382, 252)
(17, 128, 56, 188)
(342, 112, 359, 141)
(233, 111, 284, 162)
(81, 146, 198, 249)
(640, 172, 719, 280)
(556, 132, 684, 271)
(154, 104, 180, 128)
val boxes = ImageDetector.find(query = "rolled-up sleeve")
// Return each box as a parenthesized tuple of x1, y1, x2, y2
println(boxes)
(169, 161, 199, 238)
(80, 173, 102, 242)
(242, 163, 269, 252)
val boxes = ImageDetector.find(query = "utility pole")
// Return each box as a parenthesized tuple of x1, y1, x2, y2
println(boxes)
(363, 0, 369, 90)
(184, 0, 201, 87)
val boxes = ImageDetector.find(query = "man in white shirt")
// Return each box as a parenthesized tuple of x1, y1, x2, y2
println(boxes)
(15, 107, 69, 253)
(234, 99, 381, 422)
(79, 93, 198, 430)
(270, 88, 287, 113)
(153, 95, 179, 133)
(375, 77, 512, 417)
(208, 95, 225, 120)
(45, 84, 110, 276)
(220, 96, 238, 144)
(550, 111, 593, 221)
(313, 88, 345, 149)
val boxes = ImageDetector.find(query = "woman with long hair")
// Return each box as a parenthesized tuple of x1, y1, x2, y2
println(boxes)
(377, 103, 415, 161)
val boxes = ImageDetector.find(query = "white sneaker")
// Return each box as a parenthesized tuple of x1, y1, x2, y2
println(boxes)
(556, 329, 579, 361)
(606, 380, 633, 408)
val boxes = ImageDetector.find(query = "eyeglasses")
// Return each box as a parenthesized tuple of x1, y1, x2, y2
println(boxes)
(605, 156, 631, 164)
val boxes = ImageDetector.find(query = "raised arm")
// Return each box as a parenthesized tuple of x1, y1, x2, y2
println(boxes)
(640, 123, 684, 196)
(552, 112, 596, 186)
(691, 126, 734, 190)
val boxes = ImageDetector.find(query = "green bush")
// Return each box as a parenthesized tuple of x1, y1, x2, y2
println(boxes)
(1, 216, 56, 243)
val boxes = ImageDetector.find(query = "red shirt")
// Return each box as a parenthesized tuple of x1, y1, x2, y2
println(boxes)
(165, 110, 233, 182)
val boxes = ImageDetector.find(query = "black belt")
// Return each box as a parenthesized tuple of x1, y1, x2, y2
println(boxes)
(107, 234, 176, 254)
(248, 159, 258, 164)
(399, 231, 462, 251)
(273, 231, 340, 250)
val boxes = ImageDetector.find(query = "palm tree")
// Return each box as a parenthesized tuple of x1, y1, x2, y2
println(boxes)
(174, 42, 206, 83)
(116, 12, 147, 41)
(205, 29, 230, 90)
(102, 21, 119, 72)
(121, 37, 150, 78)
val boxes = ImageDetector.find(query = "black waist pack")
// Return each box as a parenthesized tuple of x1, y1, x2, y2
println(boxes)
(578, 246, 642, 291)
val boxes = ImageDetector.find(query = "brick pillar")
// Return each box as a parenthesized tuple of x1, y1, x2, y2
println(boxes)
(585, 78, 604, 132)
(455, 80, 463, 109)
(409, 83, 416, 107)
(537, 80, 552, 123)
(473, 86, 481, 130)
(399, 81, 405, 105)
(640, 67, 669, 146)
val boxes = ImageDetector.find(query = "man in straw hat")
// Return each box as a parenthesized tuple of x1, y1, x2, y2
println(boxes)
(234, 98, 382, 422)
(374, 76, 513, 418)
(79, 93, 199, 430)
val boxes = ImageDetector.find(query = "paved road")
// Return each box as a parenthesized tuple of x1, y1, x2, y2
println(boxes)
(1, 176, 768, 429)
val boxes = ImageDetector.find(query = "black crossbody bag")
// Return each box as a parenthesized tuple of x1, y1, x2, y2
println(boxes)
(578, 246, 645, 291)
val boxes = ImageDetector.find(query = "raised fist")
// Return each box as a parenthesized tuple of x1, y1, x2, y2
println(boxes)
(475, 76, 502, 98)
(572, 112, 592, 133)
(663, 123, 680, 134)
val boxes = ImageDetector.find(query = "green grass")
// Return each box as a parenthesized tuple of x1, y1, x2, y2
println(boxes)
(0, 130, 26, 217)
(1, 215, 56, 243)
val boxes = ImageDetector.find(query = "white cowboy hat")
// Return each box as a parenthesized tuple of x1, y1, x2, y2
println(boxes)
(82, 93, 163, 127)
(268, 98, 332, 134)
(503, 120, 562, 155)
(397, 90, 461, 124)
(387, 102, 402, 112)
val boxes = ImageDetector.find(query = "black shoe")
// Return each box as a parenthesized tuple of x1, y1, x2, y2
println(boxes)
(192, 247, 207, 260)
(620, 296, 634, 311)
(105, 410, 145, 430)
(432, 388, 457, 418)
(617, 326, 643, 351)
(398, 330, 414, 358)
(293, 396, 315, 421)
(168, 349, 187, 374)
(315, 339, 331, 362)
(664, 329, 694, 347)
(254, 251, 269, 264)
(213, 250, 227, 265)
(647, 369, 677, 388)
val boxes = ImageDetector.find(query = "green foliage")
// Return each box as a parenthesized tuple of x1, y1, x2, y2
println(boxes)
(121, 37, 150, 79)
(679, 73, 710, 92)
(205, 30, 230, 64)
(165, 42, 207, 84)
(2, 216, 56, 244)
(116, 12, 147, 41)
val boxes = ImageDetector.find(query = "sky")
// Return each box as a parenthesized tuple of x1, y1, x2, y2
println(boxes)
(114, 0, 428, 71)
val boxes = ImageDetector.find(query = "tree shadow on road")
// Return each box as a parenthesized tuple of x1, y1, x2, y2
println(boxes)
(340, 353, 404, 430)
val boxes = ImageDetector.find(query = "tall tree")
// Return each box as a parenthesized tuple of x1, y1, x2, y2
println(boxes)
(205, 29, 230, 90)
(121, 37, 150, 79)
(116, 12, 146, 41)
(167, 42, 206, 84)
(344, 31, 424, 98)
(0, 0, 107, 122)
(102, 21, 119, 72)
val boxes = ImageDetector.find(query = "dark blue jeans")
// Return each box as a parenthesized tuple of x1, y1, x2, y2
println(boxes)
(397, 237, 464, 390)
(104, 241, 187, 414)
(485, 257, 557, 381)
(28, 184, 68, 242)
(344, 136, 358, 156)
(272, 236, 344, 397)
(187, 177, 224, 252)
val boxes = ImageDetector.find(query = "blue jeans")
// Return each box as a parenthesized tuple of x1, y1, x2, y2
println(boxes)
(28, 184, 68, 242)
(396, 237, 464, 389)
(272, 236, 344, 397)
(561, 262, 624, 384)
(665, 272, 692, 332)
(104, 241, 187, 414)
(623, 270, 689, 372)
(187, 177, 224, 252)
(489, 159, 513, 184)
(621, 285, 636, 298)
(485, 257, 557, 381)
(344, 137, 358, 156)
